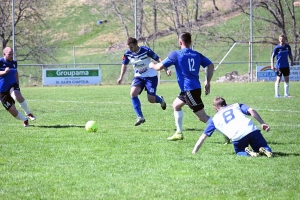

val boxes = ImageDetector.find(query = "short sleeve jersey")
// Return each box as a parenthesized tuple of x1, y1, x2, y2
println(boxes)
(122, 46, 160, 77)
(271, 43, 292, 69)
(204, 103, 258, 141)
(0, 57, 18, 92)
(161, 48, 212, 92)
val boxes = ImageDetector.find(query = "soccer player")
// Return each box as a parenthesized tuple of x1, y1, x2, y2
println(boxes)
(271, 34, 294, 98)
(0, 47, 36, 127)
(117, 37, 170, 126)
(192, 96, 273, 158)
(149, 32, 226, 142)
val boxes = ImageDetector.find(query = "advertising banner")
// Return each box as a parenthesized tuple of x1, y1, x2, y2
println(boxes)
(256, 65, 300, 81)
(42, 68, 101, 86)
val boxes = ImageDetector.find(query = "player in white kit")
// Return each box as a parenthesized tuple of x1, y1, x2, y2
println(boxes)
(192, 97, 273, 157)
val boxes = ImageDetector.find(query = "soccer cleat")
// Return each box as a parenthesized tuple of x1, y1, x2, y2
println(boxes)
(284, 95, 292, 98)
(160, 96, 166, 110)
(259, 147, 273, 158)
(275, 95, 281, 98)
(224, 135, 231, 145)
(134, 117, 145, 126)
(27, 113, 36, 121)
(245, 147, 259, 157)
(167, 132, 184, 141)
(23, 120, 29, 127)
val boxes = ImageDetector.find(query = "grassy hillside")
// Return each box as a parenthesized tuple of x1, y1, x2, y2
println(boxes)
(17, 0, 297, 85)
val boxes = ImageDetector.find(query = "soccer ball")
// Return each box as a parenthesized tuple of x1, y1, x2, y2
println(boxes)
(85, 120, 98, 132)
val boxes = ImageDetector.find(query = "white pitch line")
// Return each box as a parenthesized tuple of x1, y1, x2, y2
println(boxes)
(26, 100, 300, 113)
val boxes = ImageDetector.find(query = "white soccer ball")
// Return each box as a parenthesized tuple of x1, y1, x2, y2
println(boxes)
(85, 120, 98, 132)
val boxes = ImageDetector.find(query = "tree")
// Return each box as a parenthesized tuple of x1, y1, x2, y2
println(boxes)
(234, 0, 299, 61)
(0, 0, 56, 63)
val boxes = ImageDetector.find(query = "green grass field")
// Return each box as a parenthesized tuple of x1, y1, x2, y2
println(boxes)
(0, 82, 300, 199)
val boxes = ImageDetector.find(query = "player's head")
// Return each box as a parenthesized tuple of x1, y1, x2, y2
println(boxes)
(279, 34, 287, 45)
(179, 32, 192, 48)
(213, 96, 227, 111)
(127, 37, 139, 53)
(3, 47, 13, 62)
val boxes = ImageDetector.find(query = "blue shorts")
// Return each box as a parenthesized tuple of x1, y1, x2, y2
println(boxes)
(232, 130, 272, 154)
(131, 76, 158, 96)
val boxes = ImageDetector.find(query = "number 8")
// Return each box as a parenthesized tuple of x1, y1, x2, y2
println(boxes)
(222, 109, 235, 124)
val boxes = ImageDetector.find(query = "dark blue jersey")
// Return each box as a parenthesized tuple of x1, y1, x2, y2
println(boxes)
(162, 48, 212, 92)
(271, 44, 292, 69)
(0, 57, 18, 92)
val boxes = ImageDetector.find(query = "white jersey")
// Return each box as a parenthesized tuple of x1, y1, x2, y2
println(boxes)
(122, 46, 159, 77)
(204, 103, 258, 141)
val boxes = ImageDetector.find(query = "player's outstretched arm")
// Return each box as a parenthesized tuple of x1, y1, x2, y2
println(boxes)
(117, 64, 127, 84)
(204, 63, 214, 95)
(192, 134, 208, 154)
(149, 62, 164, 71)
(248, 108, 270, 132)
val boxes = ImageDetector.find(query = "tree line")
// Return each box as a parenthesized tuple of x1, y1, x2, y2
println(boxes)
(1, 0, 299, 62)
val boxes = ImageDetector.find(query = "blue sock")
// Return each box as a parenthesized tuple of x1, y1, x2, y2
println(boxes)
(155, 95, 162, 103)
(236, 152, 249, 156)
(132, 97, 143, 117)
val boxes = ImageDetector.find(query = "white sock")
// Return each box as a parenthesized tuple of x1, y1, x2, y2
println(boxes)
(19, 100, 31, 115)
(275, 83, 279, 96)
(284, 82, 289, 96)
(15, 111, 27, 121)
(174, 110, 183, 133)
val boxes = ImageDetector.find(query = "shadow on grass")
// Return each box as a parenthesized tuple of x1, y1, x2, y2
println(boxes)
(273, 152, 300, 157)
(30, 124, 85, 128)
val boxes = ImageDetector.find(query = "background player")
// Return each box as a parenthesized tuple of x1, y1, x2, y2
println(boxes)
(271, 34, 294, 98)
(117, 37, 171, 126)
(0, 47, 36, 127)
(192, 96, 273, 158)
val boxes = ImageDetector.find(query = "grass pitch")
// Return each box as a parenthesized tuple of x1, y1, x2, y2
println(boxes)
(0, 82, 300, 200)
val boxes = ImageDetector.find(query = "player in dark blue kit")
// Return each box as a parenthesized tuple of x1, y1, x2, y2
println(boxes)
(117, 37, 171, 126)
(150, 32, 229, 142)
(0, 47, 36, 127)
(271, 34, 294, 98)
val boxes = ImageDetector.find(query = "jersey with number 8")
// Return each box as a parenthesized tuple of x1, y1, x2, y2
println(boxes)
(204, 103, 258, 141)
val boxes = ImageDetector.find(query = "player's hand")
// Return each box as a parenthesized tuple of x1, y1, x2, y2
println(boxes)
(149, 62, 154, 69)
(290, 61, 294, 66)
(117, 78, 122, 84)
(4, 67, 10, 74)
(165, 70, 172, 76)
(262, 124, 270, 132)
(270, 66, 276, 71)
(204, 81, 210, 95)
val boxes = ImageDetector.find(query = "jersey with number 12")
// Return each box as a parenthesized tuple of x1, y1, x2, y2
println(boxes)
(204, 103, 258, 141)
(162, 48, 212, 92)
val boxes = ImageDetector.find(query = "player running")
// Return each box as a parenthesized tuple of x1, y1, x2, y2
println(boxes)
(117, 37, 171, 126)
(149, 32, 231, 142)
(0, 47, 36, 127)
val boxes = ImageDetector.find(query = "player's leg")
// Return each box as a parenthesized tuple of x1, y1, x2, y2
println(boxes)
(166, 94, 185, 141)
(10, 85, 36, 120)
(274, 70, 282, 98)
(248, 130, 273, 158)
(282, 68, 290, 97)
(130, 77, 145, 126)
(1, 92, 28, 127)
(232, 136, 258, 157)
(145, 76, 166, 110)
